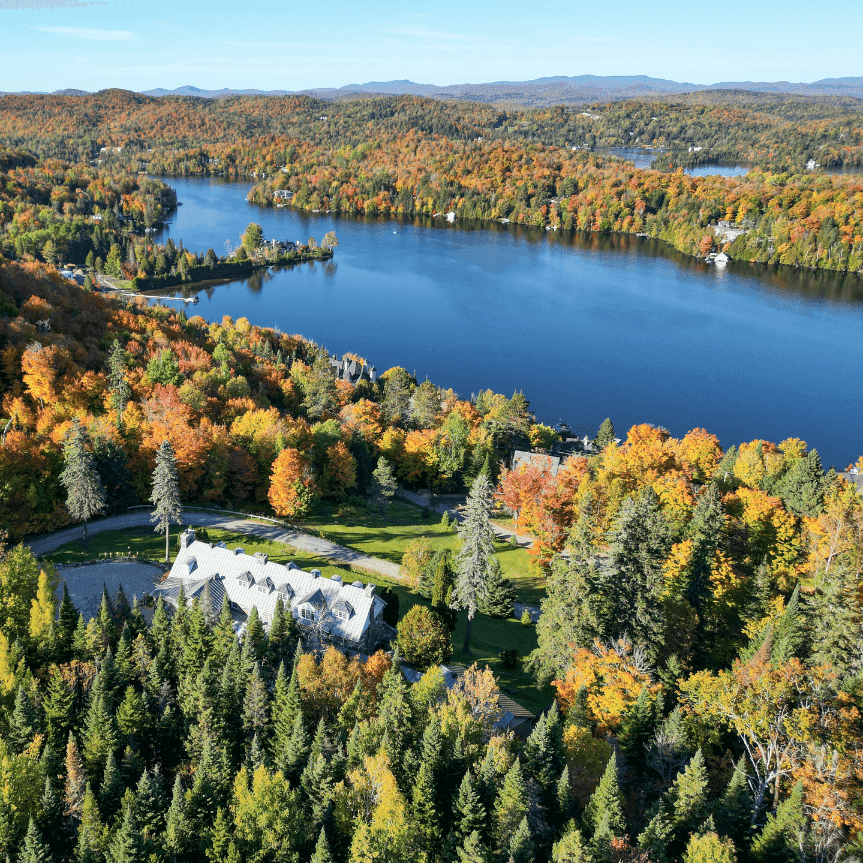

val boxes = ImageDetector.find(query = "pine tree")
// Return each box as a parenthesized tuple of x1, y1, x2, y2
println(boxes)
(72, 612, 89, 660)
(65, 732, 87, 825)
(8, 684, 38, 753)
(456, 830, 490, 863)
(450, 771, 487, 850)
(807, 562, 861, 679)
(165, 774, 190, 859)
(82, 687, 118, 778)
(105, 797, 144, 863)
(150, 439, 183, 562)
(555, 768, 572, 827)
(134, 770, 167, 847)
(182, 599, 213, 677)
(100, 752, 124, 821)
(17, 818, 52, 863)
(98, 593, 117, 656)
(107, 339, 132, 428)
(618, 685, 660, 783)
(37, 776, 64, 858)
(584, 752, 625, 837)
(206, 807, 233, 863)
(551, 827, 591, 863)
(777, 449, 825, 517)
(713, 757, 752, 853)
(750, 782, 805, 863)
(599, 488, 672, 661)
(494, 759, 528, 854)
(271, 660, 301, 764)
(281, 708, 311, 782)
(370, 456, 397, 512)
(476, 559, 517, 619)
(242, 662, 269, 740)
(593, 418, 615, 449)
(211, 593, 237, 663)
(244, 606, 267, 664)
(57, 582, 79, 658)
(508, 816, 534, 863)
(60, 421, 106, 542)
(75, 784, 106, 863)
(268, 597, 296, 666)
(454, 472, 497, 653)
(413, 759, 443, 860)
(311, 826, 335, 863)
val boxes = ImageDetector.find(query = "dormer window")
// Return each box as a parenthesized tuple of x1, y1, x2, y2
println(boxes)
(301, 607, 315, 621)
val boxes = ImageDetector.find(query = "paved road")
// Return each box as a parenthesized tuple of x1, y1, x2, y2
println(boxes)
(27, 510, 404, 581)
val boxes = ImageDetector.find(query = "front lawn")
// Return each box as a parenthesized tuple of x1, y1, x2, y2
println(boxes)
(298, 500, 547, 606)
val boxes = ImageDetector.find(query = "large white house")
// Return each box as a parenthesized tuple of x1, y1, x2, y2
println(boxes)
(153, 528, 393, 653)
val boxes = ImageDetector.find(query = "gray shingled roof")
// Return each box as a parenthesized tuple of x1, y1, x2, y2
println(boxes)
(153, 535, 385, 644)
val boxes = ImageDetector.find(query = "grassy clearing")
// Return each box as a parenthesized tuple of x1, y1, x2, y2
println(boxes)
(46, 524, 552, 712)
(298, 500, 547, 606)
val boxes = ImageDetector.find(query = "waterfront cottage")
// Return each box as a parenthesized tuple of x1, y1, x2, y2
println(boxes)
(153, 529, 393, 653)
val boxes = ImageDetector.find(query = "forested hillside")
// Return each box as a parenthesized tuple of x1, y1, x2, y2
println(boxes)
(1, 258, 863, 861)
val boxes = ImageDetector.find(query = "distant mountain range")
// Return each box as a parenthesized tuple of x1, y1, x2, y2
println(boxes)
(4, 76, 863, 106)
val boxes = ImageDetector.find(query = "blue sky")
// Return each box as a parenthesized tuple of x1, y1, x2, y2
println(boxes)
(1, 0, 860, 93)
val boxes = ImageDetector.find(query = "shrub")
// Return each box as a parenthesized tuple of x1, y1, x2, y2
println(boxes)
(441, 511, 451, 528)
(499, 648, 520, 669)
(521, 609, 533, 626)
(395, 605, 452, 672)
(508, 533, 519, 548)
(401, 537, 434, 591)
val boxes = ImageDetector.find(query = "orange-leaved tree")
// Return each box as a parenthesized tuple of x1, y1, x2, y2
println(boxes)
(268, 447, 317, 518)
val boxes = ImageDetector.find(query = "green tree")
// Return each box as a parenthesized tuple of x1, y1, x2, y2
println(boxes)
(75, 784, 106, 863)
(150, 439, 182, 562)
(17, 818, 52, 863)
(585, 752, 626, 838)
(82, 686, 118, 779)
(593, 418, 615, 449)
(750, 782, 805, 863)
(807, 562, 861, 679)
(508, 816, 534, 863)
(776, 450, 825, 516)
(370, 456, 397, 512)
(476, 559, 516, 618)
(396, 606, 452, 672)
(145, 349, 181, 386)
(105, 798, 144, 863)
(454, 472, 496, 653)
(60, 421, 106, 542)
(381, 367, 415, 426)
(311, 826, 335, 863)
(456, 831, 490, 863)
(450, 771, 486, 851)
(8, 684, 38, 753)
(107, 340, 131, 427)
(551, 828, 591, 863)
(242, 222, 264, 253)
(493, 759, 528, 854)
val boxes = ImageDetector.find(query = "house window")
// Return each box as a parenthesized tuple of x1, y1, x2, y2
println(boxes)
(301, 608, 315, 621)
(335, 610, 348, 620)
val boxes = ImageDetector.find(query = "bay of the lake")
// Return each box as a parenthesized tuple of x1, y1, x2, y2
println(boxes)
(154, 177, 863, 468)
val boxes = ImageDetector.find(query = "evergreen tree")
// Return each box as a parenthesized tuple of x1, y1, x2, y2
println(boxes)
(37, 776, 64, 858)
(453, 472, 497, 653)
(777, 450, 825, 517)
(242, 662, 269, 740)
(507, 816, 534, 863)
(65, 732, 87, 826)
(75, 784, 106, 863)
(456, 831, 490, 863)
(413, 759, 443, 860)
(450, 771, 487, 850)
(370, 456, 398, 512)
(134, 770, 167, 847)
(593, 418, 615, 449)
(57, 582, 79, 657)
(107, 339, 132, 428)
(243, 606, 267, 664)
(165, 774, 190, 859)
(551, 828, 591, 863)
(82, 686, 119, 778)
(807, 562, 861, 679)
(100, 752, 124, 821)
(105, 798, 144, 863)
(599, 489, 672, 661)
(182, 599, 213, 677)
(268, 598, 296, 666)
(713, 758, 752, 853)
(17, 819, 52, 863)
(310, 826, 335, 863)
(150, 439, 183, 562)
(281, 708, 311, 782)
(93, 438, 138, 515)
(771, 584, 805, 664)
(618, 685, 660, 783)
(750, 782, 805, 863)
(60, 421, 106, 541)
(476, 559, 517, 619)
(206, 807, 234, 863)
(493, 759, 528, 854)
(584, 752, 626, 838)
(8, 684, 38, 753)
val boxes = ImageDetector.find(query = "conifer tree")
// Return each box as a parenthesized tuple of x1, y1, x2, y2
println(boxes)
(37, 775, 64, 858)
(242, 662, 269, 740)
(107, 339, 132, 428)
(134, 770, 167, 848)
(551, 827, 591, 863)
(584, 752, 626, 838)
(165, 774, 190, 859)
(60, 421, 106, 542)
(211, 594, 237, 663)
(523, 706, 565, 806)
(72, 612, 89, 660)
(150, 439, 183, 562)
(57, 582, 79, 656)
(370, 456, 398, 511)
(457, 830, 490, 863)
(807, 562, 861, 679)
(594, 418, 616, 449)
(618, 685, 660, 782)
(100, 752, 124, 821)
(750, 782, 805, 863)
(82, 686, 119, 778)
(555, 768, 572, 827)
(454, 472, 497, 652)
(75, 784, 106, 863)
(243, 606, 267, 665)
(713, 757, 752, 853)
(311, 826, 335, 863)
(268, 597, 296, 666)
(281, 709, 311, 782)
(182, 599, 213, 677)
(105, 797, 144, 863)
(206, 807, 233, 863)
(450, 771, 487, 851)
(494, 759, 528, 854)
(17, 818, 52, 863)
(8, 684, 38, 753)
(413, 759, 443, 860)
(508, 816, 534, 863)
(476, 559, 517, 619)
(65, 733, 87, 826)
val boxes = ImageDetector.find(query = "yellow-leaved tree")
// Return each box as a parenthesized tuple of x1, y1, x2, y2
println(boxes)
(29, 569, 56, 643)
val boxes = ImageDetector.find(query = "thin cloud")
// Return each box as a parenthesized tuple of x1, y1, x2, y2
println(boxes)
(1, 0, 105, 7)
(35, 25, 133, 41)
(387, 27, 467, 40)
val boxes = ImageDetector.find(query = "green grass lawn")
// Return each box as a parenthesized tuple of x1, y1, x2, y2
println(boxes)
(298, 500, 547, 606)
(46, 524, 552, 713)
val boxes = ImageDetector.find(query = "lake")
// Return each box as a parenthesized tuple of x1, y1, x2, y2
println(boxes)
(592, 148, 752, 177)
(153, 177, 863, 469)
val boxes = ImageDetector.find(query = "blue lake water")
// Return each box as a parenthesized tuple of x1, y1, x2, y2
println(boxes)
(592, 148, 752, 177)
(153, 177, 863, 468)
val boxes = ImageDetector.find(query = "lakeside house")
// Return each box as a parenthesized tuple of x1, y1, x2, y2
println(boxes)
(153, 529, 393, 653)
(328, 353, 377, 385)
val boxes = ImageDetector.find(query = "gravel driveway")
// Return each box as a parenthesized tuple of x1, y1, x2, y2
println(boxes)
(54, 560, 166, 620)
